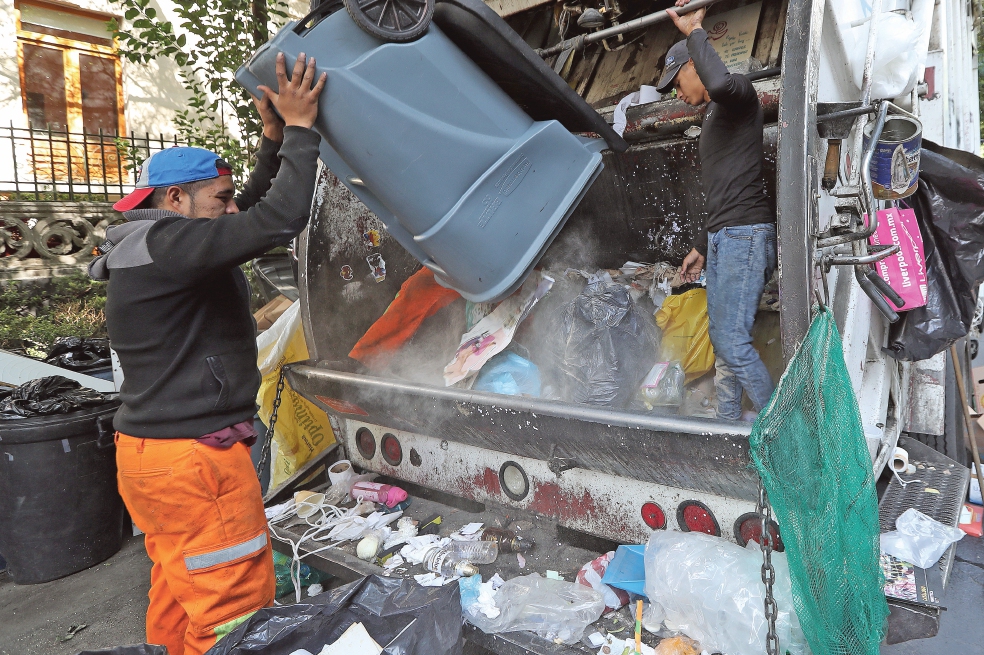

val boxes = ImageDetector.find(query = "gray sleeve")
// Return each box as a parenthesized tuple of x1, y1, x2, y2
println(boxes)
(234, 136, 283, 211)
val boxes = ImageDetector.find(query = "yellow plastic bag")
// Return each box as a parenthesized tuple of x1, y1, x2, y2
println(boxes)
(655, 288, 715, 382)
(257, 301, 335, 488)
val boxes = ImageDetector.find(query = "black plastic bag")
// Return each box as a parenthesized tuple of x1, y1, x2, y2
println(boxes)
(0, 375, 113, 419)
(205, 575, 463, 655)
(45, 337, 112, 371)
(75, 647, 167, 655)
(557, 281, 659, 407)
(885, 145, 984, 360)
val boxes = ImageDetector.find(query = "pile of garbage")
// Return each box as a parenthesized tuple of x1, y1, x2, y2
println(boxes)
(348, 260, 768, 417)
(259, 463, 817, 654)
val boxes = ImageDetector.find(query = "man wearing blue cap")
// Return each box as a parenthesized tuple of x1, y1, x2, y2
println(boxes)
(657, 0, 777, 421)
(90, 53, 325, 655)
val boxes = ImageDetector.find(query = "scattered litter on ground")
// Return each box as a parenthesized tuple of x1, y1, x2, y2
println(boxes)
(58, 623, 87, 642)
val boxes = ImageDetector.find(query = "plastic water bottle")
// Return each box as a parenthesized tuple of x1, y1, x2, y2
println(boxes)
(422, 547, 478, 577)
(448, 540, 498, 564)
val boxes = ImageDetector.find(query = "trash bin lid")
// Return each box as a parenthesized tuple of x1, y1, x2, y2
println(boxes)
(433, 0, 628, 153)
(0, 400, 119, 444)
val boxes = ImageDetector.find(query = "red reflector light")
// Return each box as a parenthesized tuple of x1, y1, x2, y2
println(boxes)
(677, 501, 720, 536)
(735, 513, 784, 551)
(355, 427, 376, 460)
(641, 502, 666, 530)
(381, 433, 402, 466)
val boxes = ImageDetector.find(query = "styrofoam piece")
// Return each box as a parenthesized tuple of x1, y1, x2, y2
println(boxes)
(0, 349, 115, 392)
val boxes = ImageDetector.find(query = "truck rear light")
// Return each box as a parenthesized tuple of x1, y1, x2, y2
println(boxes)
(381, 433, 402, 466)
(734, 513, 784, 551)
(499, 461, 529, 501)
(677, 501, 720, 536)
(641, 502, 666, 530)
(355, 427, 376, 460)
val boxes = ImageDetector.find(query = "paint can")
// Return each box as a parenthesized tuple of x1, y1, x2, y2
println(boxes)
(863, 116, 922, 199)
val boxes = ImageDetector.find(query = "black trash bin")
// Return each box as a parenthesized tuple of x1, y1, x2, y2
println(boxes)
(0, 400, 124, 584)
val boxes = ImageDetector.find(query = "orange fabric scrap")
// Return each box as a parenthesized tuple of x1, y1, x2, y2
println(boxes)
(349, 268, 460, 369)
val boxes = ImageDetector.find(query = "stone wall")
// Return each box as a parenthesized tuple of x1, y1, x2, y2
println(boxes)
(0, 202, 122, 281)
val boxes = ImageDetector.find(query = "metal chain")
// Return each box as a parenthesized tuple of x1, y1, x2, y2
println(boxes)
(256, 368, 286, 480)
(758, 482, 780, 655)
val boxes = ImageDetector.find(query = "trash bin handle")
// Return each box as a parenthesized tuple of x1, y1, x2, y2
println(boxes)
(293, 0, 344, 35)
(96, 413, 116, 449)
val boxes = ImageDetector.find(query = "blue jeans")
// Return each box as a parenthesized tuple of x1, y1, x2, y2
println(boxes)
(705, 223, 778, 420)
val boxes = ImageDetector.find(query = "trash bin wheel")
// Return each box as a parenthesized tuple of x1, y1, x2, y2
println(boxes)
(344, 0, 433, 42)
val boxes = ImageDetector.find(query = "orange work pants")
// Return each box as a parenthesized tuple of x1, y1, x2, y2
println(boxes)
(116, 433, 275, 655)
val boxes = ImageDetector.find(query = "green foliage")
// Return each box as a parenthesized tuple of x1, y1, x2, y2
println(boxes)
(110, 0, 291, 180)
(0, 272, 108, 356)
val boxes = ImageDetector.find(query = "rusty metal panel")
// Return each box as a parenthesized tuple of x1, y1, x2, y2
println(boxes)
(903, 351, 946, 436)
(339, 418, 757, 545)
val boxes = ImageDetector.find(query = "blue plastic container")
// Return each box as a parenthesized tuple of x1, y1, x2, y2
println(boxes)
(236, 9, 607, 302)
(601, 544, 647, 595)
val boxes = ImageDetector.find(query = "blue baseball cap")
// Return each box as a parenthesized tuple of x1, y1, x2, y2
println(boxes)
(114, 146, 232, 211)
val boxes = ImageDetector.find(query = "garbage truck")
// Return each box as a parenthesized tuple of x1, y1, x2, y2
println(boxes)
(258, 0, 980, 649)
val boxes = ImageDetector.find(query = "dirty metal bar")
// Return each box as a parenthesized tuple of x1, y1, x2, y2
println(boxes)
(823, 243, 899, 265)
(776, 0, 825, 361)
(859, 0, 884, 106)
(617, 77, 780, 142)
(537, 0, 725, 57)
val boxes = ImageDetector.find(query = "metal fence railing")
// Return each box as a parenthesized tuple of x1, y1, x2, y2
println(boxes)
(0, 123, 194, 202)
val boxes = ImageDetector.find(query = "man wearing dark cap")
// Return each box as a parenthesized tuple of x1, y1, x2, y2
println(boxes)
(90, 53, 325, 655)
(657, 0, 777, 421)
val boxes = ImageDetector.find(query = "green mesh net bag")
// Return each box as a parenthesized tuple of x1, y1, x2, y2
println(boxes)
(750, 308, 888, 655)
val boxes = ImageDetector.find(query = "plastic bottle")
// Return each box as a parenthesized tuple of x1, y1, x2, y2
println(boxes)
(350, 481, 408, 508)
(448, 540, 499, 564)
(422, 547, 479, 577)
(481, 527, 533, 552)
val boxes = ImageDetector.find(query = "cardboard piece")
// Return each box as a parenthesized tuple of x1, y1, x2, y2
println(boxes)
(706, 2, 763, 68)
(254, 295, 294, 332)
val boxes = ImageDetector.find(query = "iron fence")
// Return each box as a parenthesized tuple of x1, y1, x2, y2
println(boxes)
(0, 123, 200, 202)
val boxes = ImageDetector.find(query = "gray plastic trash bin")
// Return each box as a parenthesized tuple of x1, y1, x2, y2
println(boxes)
(236, 3, 616, 302)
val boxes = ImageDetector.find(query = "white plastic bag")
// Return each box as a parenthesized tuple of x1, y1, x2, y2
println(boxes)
(643, 531, 808, 655)
(464, 574, 605, 644)
(879, 508, 964, 568)
(848, 0, 933, 100)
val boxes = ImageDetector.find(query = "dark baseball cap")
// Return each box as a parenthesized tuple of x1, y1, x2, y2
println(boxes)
(655, 40, 692, 93)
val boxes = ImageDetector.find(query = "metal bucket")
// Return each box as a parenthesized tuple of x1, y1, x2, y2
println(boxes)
(863, 116, 922, 199)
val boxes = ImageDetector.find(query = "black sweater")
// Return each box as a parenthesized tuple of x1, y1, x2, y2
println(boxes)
(689, 28, 774, 256)
(89, 127, 321, 438)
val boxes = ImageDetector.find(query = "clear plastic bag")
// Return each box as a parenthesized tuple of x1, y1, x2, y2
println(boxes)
(643, 531, 808, 655)
(464, 574, 605, 644)
(879, 508, 965, 568)
(558, 281, 659, 407)
(641, 361, 685, 406)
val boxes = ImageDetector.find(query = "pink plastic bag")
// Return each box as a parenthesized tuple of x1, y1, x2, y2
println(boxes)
(868, 207, 928, 310)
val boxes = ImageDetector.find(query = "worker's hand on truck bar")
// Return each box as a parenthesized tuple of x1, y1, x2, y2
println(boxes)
(257, 52, 327, 130)
(680, 248, 705, 284)
(667, 0, 707, 36)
